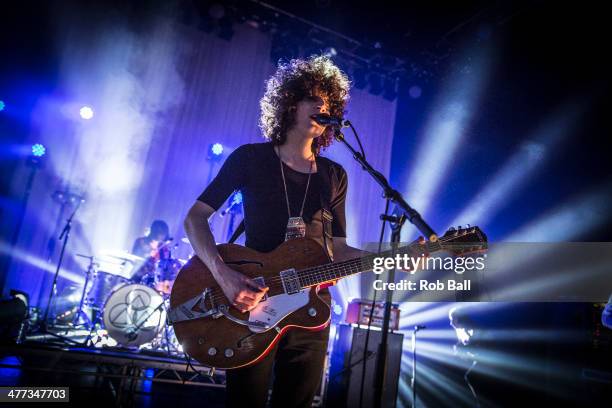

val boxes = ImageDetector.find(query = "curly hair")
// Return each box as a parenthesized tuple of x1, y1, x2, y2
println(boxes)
(259, 55, 350, 155)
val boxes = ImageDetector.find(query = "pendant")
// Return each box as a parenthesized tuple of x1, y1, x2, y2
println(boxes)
(285, 216, 307, 241)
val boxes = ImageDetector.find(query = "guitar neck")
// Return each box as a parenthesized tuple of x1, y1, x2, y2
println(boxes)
(297, 240, 443, 289)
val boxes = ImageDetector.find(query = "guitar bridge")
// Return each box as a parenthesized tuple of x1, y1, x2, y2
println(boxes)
(279, 268, 301, 295)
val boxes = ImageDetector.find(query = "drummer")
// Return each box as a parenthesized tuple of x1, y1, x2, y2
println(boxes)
(132, 220, 172, 259)
(130, 220, 173, 284)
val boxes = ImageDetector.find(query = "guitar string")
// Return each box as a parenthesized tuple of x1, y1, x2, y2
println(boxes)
(201, 233, 484, 305)
(199, 232, 484, 304)
(203, 240, 440, 304)
(195, 232, 483, 306)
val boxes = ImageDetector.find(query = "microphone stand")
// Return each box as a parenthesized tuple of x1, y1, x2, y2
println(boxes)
(38, 198, 83, 345)
(411, 325, 425, 408)
(333, 126, 437, 408)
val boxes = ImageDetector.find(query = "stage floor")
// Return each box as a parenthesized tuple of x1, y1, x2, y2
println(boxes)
(0, 337, 226, 407)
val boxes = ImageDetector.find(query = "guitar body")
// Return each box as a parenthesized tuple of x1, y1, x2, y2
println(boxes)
(170, 238, 332, 369)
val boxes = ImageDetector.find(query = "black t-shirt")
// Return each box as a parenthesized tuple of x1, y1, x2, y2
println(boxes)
(197, 141, 347, 254)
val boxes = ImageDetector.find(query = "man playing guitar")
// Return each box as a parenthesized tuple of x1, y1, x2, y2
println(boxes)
(183, 55, 366, 408)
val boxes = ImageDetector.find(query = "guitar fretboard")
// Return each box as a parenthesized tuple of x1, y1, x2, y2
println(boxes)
(297, 241, 443, 288)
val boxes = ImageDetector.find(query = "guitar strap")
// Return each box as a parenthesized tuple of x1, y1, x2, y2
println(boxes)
(229, 156, 339, 263)
(316, 157, 338, 262)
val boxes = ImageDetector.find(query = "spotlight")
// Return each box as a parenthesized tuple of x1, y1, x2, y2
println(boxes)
(79, 106, 94, 120)
(208, 143, 224, 161)
(31, 143, 46, 157)
(323, 47, 337, 58)
(211, 143, 223, 156)
(0, 100, 5, 111)
(603, 294, 612, 330)
(333, 303, 343, 316)
(449, 306, 475, 346)
(409, 85, 422, 99)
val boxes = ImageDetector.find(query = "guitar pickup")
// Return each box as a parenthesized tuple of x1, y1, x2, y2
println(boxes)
(279, 268, 301, 295)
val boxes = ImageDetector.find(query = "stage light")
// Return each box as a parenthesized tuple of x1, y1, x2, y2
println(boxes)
(333, 303, 343, 316)
(31, 143, 46, 157)
(409, 86, 422, 99)
(208, 143, 225, 162)
(323, 47, 337, 58)
(0, 241, 85, 284)
(79, 105, 94, 119)
(504, 182, 612, 242)
(211, 143, 223, 156)
(449, 306, 474, 345)
(451, 103, 583, 231)
(0, 100, 5, 111)
(603, 295, 612, 329)
(401, 46, 491, 240)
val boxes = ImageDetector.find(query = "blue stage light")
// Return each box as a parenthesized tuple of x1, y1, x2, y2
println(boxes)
(31, 144, 46, 157)
(409, 86, 422, 99)
(211, 143, 223, 156)
(79, 106, 94, 120)
(0, 100, 5, 111)
(333, 303, 343, 316)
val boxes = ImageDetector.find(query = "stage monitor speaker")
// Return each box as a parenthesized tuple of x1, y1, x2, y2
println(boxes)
(326, 324, 404, 408)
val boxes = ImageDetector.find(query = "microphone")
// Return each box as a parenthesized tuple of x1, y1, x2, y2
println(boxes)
(310, 113, 350, 128)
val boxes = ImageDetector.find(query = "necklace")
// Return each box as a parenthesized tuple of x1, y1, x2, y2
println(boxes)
(277, 146, 314, 241)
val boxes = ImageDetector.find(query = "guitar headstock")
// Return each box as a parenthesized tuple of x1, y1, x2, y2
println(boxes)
(438, 225, 488, 256)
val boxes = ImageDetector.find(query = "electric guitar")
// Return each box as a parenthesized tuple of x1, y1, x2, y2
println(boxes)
(169, 226, 487, 369)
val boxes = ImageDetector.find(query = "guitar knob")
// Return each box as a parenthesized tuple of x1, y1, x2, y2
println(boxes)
(308, 307, 317, 317)
(208, 347, 217, 356)
(224, 348, 234, 358)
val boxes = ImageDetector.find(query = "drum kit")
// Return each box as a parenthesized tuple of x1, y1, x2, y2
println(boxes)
(63, 241, 191, 355)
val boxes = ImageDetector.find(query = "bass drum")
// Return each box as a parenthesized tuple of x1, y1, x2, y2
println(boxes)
(86, 271, 129, 310)
(102, 284, 166, 346)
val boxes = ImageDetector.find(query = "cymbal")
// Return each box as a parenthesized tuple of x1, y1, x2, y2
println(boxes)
(98, 250, 145, 264)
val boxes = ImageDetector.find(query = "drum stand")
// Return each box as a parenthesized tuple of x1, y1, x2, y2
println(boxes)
(71, 254, 97, 330)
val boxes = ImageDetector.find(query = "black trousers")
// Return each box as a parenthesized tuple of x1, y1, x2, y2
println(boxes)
(225, 325, 330, 408)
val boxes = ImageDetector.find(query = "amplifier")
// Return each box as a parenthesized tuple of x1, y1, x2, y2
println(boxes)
(326, 324, 404, 408)
(345, 299, 400, 330)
